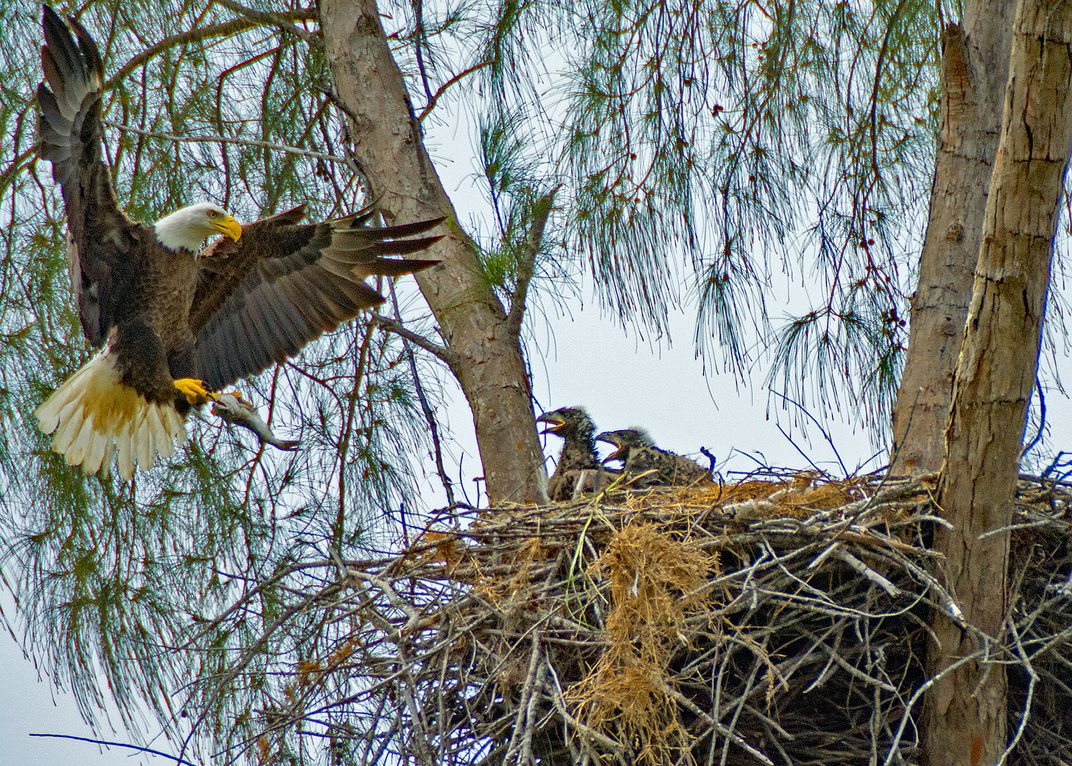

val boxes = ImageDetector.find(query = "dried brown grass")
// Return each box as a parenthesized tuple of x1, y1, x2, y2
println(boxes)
(567, 522, 715, 765)
(248, 470, 1072, 766)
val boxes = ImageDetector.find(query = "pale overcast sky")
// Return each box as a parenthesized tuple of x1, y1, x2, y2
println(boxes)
(6, 8, 1072, 766)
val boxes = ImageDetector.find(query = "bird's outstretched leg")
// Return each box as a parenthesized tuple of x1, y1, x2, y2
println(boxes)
(175, 378, 247, 407)
(174, 378, 215, 406)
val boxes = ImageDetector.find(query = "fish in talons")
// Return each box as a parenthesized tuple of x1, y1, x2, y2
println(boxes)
(211, 393, 299, 451)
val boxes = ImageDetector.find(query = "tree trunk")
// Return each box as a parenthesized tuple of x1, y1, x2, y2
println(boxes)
(890, 5, 1013, 475)
(319, 0, 549, 505)
(924, 3, 1072, 764)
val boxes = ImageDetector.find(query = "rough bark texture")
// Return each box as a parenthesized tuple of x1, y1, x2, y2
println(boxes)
(890, 5, 1013, 475)
(319, 0, 549, 504)
(924, 3, 1072, 764)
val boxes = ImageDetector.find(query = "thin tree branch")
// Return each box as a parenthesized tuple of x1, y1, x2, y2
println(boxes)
(411, 0, 435, 104)
(104, 122, 352, 166)
(210, 0, 319, 43)
(0, 146, 37, 199)
(106, 13, 315, 87)
(770, 389, 849, 477)
(506, 188, 557, 337)
(418, 60, 494, 122)
(28, 733, 199, 766)
(388, 283, 456, 507)
(370, 313, 453, 365)
(318, 87, 373, 188)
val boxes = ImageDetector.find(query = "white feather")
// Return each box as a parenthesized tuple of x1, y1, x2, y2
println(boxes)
(37, 348, 192, 479)
(65, 412, 96, 466)
(37, 351, 108, 438)
(145, 406, 165, 459)
(51, 408, 84, 455)
(155, 406, 178, 455)
(133, 408, 153, 471)
(83, 426, 108, 476)
(155, 406, 183, 458)
(100, 442, 115, 479)
(35, 397, 62, 433)
(117, 423, 135, 481)
(52, 394, 85, 433)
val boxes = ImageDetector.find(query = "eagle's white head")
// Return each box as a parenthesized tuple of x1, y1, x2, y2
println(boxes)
(154, 202, 243, 252)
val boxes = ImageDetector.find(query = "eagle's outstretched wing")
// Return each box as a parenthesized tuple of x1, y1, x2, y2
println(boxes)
(38, 5, 144, 346)
(190, 204, 442, 389)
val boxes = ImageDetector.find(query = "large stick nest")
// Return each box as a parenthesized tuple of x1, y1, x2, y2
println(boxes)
(313, 472, 1072, 765)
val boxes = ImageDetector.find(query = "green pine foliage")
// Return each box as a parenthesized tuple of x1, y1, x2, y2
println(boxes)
(0, 0, 443, 758)
(474, 108, 559, 301)
(0, 0, 986, 761)
(402, 0, 945, 420)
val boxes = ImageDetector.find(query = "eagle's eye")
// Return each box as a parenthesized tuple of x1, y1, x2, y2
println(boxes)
(207, 210, 219, 219)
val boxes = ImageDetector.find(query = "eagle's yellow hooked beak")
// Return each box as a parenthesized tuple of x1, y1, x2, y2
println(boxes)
(212, 215, 243, 242)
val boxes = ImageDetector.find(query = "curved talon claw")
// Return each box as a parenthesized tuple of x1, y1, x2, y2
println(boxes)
(174, 378, 214, 405)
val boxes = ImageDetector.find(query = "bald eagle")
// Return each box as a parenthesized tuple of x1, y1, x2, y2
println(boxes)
(35, 6, 443, 480)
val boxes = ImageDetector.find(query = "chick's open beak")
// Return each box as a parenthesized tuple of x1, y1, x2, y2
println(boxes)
(212, 215, 243, 242)
(596, 435, 624, 462)
(536, 415, 565, 435)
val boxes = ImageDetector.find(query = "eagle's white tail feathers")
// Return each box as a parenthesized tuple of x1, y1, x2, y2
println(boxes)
(147, 406, 182, 460)
(35, 350, 186, 480)
(84, 419, 109, 476)
(117, 421, 135, 483)
(63, 412, 97, 467)
(146, 407, 166, 460)
(135, 409, 154, 469)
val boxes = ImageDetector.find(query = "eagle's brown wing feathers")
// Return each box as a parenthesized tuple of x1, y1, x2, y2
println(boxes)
(191, 204, 441, 389)
(38, 6, 144, 347)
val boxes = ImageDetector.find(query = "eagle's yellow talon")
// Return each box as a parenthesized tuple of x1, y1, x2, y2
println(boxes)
(174, 378, 214, 405)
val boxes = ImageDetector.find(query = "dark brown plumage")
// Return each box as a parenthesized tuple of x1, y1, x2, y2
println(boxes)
(537, 407, 616, 501)
(38, 4, 132, 349)
(34, 5, 442, 479)
(190, 204, 441, 389)
(596, 429, 710, 488)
